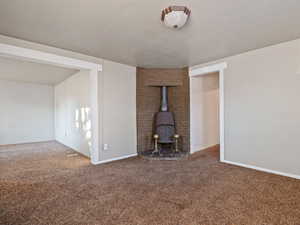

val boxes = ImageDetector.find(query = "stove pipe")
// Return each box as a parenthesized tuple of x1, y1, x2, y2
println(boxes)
(161, 86, 168, 112)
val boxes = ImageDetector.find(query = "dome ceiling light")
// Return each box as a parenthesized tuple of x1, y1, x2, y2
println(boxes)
(161, 6, 191, 29)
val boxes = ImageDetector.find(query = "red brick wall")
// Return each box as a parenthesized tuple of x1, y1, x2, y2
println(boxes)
(136, 68, 190, 153)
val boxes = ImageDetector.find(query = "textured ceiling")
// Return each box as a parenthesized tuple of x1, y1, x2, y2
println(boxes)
(0, 56, 78, 85)
(0, 0, 300, 68)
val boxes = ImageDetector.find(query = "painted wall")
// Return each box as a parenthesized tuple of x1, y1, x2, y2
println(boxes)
(99, 60, 137, 161)
(55, 70, 91, 157)
(191, 38, 300, 177)
(190, 72, 219, 153)
(0, 79, 54, 145)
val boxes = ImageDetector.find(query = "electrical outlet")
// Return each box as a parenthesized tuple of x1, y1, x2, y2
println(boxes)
(103, 144, 109, 151)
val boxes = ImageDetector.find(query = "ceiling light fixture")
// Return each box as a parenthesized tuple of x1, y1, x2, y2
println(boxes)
(161, 6, 191, 29)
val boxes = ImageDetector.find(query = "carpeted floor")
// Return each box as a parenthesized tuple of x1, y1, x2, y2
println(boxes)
(0, 141, 299, 225)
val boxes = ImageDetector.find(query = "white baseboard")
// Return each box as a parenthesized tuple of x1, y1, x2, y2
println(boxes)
(222, 159, 300, 180)
(191, 144, 219, 154)
(92, 153, 138, 165)
(0, 139, 55, 146)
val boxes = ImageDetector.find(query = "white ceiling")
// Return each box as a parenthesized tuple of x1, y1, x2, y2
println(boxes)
(0, 0, 300, 68)
(0, 56, 78, 85)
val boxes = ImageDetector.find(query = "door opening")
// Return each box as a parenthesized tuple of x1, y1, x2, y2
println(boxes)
(189, 62, 227, 161)
(190, 72, 220, 155)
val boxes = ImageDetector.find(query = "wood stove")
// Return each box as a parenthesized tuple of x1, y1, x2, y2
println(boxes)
(153, 86, 177, 147)
(148, 86, 184, 159)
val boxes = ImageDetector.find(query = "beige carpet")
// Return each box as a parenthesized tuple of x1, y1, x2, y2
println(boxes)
(0, 141, 299, 225)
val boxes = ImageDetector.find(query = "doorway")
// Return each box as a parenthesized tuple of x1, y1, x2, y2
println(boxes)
(0, 43, 102, 164)
(190, 72, 219, 153)
(189, 62, 227, 161)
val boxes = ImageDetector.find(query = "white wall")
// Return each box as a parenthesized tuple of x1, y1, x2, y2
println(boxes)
(99, 60, 137, 161)
(55, 70, 91, 157)
(191, 38, 300, 177)
(0, 79, 54, 145)
(190, 72, 219, 153)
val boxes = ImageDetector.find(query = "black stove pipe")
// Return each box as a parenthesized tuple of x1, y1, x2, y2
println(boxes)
(160, 86, 168, 112)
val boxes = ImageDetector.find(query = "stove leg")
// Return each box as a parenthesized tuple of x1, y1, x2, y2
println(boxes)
(152, 134, 159, 155)
(174, 134, 180, 154)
